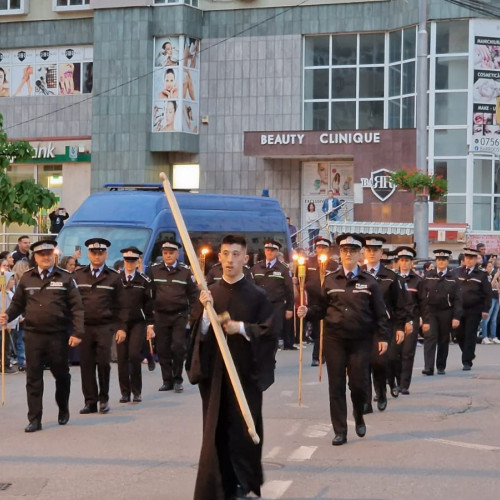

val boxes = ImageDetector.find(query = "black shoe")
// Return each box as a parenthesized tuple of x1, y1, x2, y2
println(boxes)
(353, 413, 366, 438)
(119, 395, 131, 403)
(332, 433, 347, 445)
(174, 383, 184, 393)
(390, 386, 399, 398)
(437, 369, 446, 375)
(422, 369, 434, 376)
(1, 365, 17, 374)
(284, 346, 298, 350)
(18, 365, 26, 372)
(25, 421, 42, 432)
(400, 388, 410, 395)
(99, 402, 110, 413)
(133, 393, 142, 403)
(159, 382, 173, 391)
(463, 363, 472, 371)
(148, 359, 156, 371)
(58, 409, 70, 425)
(362, 403, 373, 415)
(79, 404, 98, 414)
(377, 396, 387, 412)
(311, 359, 319, 367)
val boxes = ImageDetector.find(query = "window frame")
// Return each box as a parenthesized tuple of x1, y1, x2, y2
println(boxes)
(52, 0, 91, 12)
(0, 0, 29, 16)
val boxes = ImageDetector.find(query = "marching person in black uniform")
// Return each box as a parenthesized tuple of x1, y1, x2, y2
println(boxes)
(453, 247, 491, 371)
(0, 240, 84, 432)
(305, 236, 338, 365)
(252, 239, 294, 350)
(118, 246, 154, 403)
(298, 234, 389, 445)
(75, 238, 127, 415)
(421, 249, 462, 375)
(362, 237, 410, 412)
(148, 240, 198, 393)
(389, 246, 424, 395)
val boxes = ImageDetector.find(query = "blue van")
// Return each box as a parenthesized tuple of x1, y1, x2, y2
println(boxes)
(56, 184, 291, 269)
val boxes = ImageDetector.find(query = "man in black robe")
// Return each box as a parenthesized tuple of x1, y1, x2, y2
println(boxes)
(187, 234, 275, 500)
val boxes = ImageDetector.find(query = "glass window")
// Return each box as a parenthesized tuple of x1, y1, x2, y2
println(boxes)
(359, 67, 384, 98)
(304, 101, 329, 130)
(474, 158, 493, 194)
(402, 61, 415, 94)
(0, 0, 22, 11)
(173, 164, 199, 190)
(389, 66, 401, 97)
(359, 101, 383, 129)
(401, 96, 415, 128)
(403, 27, 416, 59)
(6, 164, 35, 183)
(435, 56, 468, 90)
(473, 196, 492, 231)
(331, 68, 356, 98)
(332, 35, 357, 65)
(495, 160, 500, 194)
(304, 69, 329, 99)
(434, 92, 468, 126)
(436, 20, 468, 54)
(443, 195, 466, 224)
(331, 101, 356, 130)
(389, 31, 402, 63)
(435, 159, 466, 192)
(388, 99, 401, 128)
(360, 33, 385, 64)
(434, 129, 467, 156)
(304, 36, 330, 67)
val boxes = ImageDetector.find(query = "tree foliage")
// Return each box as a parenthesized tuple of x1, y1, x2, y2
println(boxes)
(0, 113, 57, 226)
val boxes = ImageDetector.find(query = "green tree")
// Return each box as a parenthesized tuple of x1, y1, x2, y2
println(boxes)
(0, 113, 57, 226)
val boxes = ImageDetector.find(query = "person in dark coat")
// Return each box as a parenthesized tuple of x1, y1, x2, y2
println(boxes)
(187, 234, 275, 500)
(421, 249, 462, 375)
(298, 234, 389, 446)
(453, 247, 492, 370)
(117, 246, 155, 403)
(48, 207, 69, 234)
(0, 239, 84, 432)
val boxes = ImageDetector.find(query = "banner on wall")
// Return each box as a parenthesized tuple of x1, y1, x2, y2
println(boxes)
(0, 46, 93, 97)
(470, 20, 500, 155)
(152, 36, 200, 133)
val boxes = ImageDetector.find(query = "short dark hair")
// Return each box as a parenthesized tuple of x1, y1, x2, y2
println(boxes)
(477, 242, 485, 249)
(18, 235, 29, 242)
(221, 234, 247, 248)
(423, 261, 433, 271)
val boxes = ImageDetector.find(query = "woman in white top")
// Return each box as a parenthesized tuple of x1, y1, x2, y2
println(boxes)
(305, 202, 320, 252)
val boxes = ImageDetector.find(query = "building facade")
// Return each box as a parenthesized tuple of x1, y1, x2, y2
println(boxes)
(1, 0, 499, 251)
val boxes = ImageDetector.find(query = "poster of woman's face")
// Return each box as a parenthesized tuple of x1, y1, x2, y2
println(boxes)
(155, 67, 179, 100)
(155, 37, 180, 67)
(153, 99, 181, 132)
(0, 66, 10, 97)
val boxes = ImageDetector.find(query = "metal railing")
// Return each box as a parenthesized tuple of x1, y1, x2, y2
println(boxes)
(0, 231, 57, 252)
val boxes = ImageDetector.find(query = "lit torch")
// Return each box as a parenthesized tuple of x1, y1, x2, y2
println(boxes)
(199, 247, 210, 275)
(318, 253, 328, 382)
(298, 256, 306, 406)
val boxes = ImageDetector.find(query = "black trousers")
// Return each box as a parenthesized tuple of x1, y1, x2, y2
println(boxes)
(80, 324, 114, 405)
(323, 335, 371, 435)
(455, 311, 482, 366)
(423, 309, 452, 372)
(117, 321, 146, 397)
(270, 301, 286, 347)
(24, 331, 71, 424)
(389, 324, 418, 390)
(155, 312, 188, 385)
(367, 329, 391, 404)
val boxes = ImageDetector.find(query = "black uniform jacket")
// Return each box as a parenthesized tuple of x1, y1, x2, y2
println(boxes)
(252, 260, 294, 311)
(120, 271, 154, 325)
(74, 265, 127, 329)
(308, 267, 389, 343)
(148, 261, 198, 315)
(205, 262, 254, 286)
(305, 257, 338, 306)
(363, 264, 410, 331)
(421, 268, 463, 323)
(6, 266, 84, 337)
(399, 270, 425, 322)
(453, 265, 492, 314)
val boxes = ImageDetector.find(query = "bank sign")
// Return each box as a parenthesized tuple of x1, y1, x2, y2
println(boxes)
(360, 168, 396, 201)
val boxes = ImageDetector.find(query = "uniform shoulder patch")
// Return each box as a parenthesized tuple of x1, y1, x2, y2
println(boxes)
(55, 266, 70, 274)
(140, 272, 152, 282)
(179, 262, 190, 269)
(107, 267, 119, 274)
(151, 262, 162, 267)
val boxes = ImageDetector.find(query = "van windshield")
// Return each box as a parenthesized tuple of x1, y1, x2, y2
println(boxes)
(56, 226, 152, 267)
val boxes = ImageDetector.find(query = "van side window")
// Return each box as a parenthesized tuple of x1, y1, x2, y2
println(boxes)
(151, 231, 176, 264)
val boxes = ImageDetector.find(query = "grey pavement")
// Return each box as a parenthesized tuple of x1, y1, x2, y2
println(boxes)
(1, 342, 500, 499)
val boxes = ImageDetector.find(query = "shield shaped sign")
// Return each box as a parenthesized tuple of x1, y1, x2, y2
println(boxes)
(370, 168, 395, 201)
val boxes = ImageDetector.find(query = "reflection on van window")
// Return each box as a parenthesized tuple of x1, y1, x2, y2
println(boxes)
(56, 226, 152, 266)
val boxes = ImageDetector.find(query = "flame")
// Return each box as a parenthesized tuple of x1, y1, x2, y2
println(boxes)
(200, 247, 210, 256)
(298, 257, 305, 266)
(319, 254, 328, 263)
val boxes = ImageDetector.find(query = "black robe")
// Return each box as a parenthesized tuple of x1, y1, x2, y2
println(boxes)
(186, 277, 275, 500)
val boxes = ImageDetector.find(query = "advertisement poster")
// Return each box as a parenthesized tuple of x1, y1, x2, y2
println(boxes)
(0, 45, 93, 97)
(301, 161, 354, 247)
(152, 36, 200, 133)
(471, 20, 500, 155)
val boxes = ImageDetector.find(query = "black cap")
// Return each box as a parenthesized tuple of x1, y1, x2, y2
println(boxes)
(314, 236, 331, 247)
(85, 238, 111, 250)
(120, 246, 143, 261)
(30, 239, 57, 252)
(395, 246, 416, 259)
(161, 240, 182, 250)
(463, 247, 480, 257)
(336, 233, 365, 248)
(433, 249, 452, 259)
(264, 239, 282, 250)
(364, 236, 386, 247)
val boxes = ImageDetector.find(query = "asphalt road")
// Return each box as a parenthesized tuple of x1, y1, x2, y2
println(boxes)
(1, 342, 500, 499)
